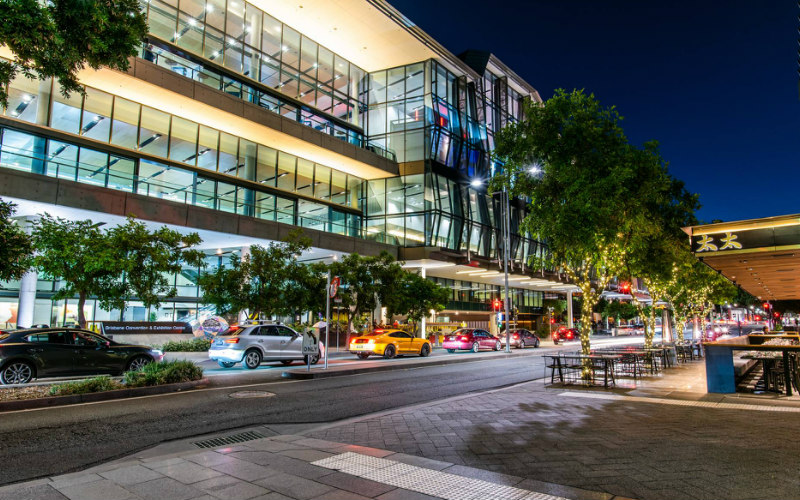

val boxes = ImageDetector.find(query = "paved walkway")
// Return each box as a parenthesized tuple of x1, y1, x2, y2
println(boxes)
(6, 358, 800, 500)
(309, 361, 800, 500)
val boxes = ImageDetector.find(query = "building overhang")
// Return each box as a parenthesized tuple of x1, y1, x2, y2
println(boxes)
(249, 0, 480, 78)
(684, 214, 800, 300)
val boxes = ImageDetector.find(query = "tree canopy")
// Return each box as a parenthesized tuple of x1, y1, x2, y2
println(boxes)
(384, 271, 450, 334)
(0, 0, 148, 107)
(494, 89, 694, 355)
(197, 229, 314, 320)
(0, 199, 33, 284)
(32, 215, 202, 327)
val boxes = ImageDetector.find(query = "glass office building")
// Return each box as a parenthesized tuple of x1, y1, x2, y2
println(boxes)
(0, 0, 575, 329)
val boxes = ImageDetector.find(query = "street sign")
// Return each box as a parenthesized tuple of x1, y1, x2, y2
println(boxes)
(302, 331, 320, 355)
(329, 276, 340, 298)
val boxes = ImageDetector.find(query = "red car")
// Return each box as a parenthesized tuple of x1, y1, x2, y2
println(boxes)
(552, 327, 579, 345)
(443, 329, 502, 353)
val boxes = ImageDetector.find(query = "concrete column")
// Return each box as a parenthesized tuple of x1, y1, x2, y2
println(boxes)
(15, 216, 38, 328)
(566, 291, 574, 328)
(419, 267, 426, 338)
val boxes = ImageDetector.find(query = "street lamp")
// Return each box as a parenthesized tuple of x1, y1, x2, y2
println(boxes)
(471, 176, 512, 353)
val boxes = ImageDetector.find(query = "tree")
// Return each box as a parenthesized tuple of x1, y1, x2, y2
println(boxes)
(108, 218, 204, 315)
(494, 89, 660, 358)
(0, 0, 148, 107)
(327, 251, 404, 335)
(0, 199, 33, 284)
(384, 271, 450, 335)
(197, 229, 313, 320)
(32, 215, 127, 327)
(32, 215, 203, 327)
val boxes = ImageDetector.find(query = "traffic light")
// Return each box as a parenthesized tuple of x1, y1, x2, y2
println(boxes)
(550, 317, 556, 324)
(619, 282, 631, 293)
(492, 299, 502, 311)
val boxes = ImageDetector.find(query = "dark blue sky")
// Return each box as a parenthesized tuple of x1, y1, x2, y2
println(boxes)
(390, 0, 799, 223)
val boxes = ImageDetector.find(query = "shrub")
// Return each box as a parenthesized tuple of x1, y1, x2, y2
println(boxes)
(124, 360, 204, 387)
(159, 338, 212, 352)
(50, 376, 122, 396)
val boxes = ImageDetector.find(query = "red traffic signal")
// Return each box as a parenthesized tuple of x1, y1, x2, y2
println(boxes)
(763, 302, 771, 310)
(774, 312, 780, 318)
(492, 299, 502, 311)
(550, 317, 556, 324)
(619, 282, 631, 293)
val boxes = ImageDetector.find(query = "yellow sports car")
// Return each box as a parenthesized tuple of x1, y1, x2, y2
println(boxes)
(349, 329, 431, 359)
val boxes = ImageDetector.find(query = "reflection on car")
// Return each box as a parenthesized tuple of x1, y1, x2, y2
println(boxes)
(0, 328, 164, 385)
(208, 321, 324, 369)
(348, 329, 431, 359)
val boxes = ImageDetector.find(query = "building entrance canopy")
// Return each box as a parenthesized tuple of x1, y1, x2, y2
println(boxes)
(684, 214, 800, 300)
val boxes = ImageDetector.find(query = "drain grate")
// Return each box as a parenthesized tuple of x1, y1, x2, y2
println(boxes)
(193, 430, 266, 449)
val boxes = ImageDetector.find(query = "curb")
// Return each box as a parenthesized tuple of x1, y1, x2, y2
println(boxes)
(0, 378, 209, 413)
(282, 349, 541, 379)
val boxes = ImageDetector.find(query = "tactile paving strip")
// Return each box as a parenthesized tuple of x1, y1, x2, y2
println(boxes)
(560, 391, 800, 412)
(311, 452, 568, 500)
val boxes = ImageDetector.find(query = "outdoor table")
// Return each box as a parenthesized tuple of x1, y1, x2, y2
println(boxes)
(741, 352, 792, 395)
(592, 349, 646, 379)
(544, 354, 621, 387)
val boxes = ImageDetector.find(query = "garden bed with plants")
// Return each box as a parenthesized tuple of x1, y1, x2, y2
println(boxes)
(0, 360, 205, 410)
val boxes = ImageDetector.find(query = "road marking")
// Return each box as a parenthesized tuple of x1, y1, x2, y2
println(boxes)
(560, 391, 800, 412)
(312, 451, 566, 500)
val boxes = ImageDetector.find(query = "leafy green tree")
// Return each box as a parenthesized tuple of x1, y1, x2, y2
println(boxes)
(328, 251, 403, 334)
(32, 215, 127, 327)
(197, 229, 313, 320)
(0, 199, 33, 284)
(32, 215, 203, 327)
(494, 89, 664, 356)
(285, 261, 328, 319)
(108, 218, 204, 315)
(0, 0, 148, 107)
(384, 271, 450, 335)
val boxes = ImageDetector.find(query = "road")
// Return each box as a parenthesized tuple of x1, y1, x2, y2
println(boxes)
(0, 335, 636, 486)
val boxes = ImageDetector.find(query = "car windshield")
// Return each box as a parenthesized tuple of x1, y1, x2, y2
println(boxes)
(220, 327, 244, 336)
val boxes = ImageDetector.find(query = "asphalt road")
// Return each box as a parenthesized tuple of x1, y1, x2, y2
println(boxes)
(0, 347, 557, 486)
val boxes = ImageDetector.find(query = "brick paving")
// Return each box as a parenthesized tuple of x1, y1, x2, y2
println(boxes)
(309, 380, 800, 500)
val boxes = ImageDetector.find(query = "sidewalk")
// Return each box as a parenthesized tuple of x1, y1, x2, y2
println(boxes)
(0, 433, 623, 500)
(7, 358, 799, 500)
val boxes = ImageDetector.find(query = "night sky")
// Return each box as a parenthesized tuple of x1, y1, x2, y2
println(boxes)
(389, 0, 799, 223)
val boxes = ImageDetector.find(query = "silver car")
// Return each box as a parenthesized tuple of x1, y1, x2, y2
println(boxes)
(208, 322, 323, 369)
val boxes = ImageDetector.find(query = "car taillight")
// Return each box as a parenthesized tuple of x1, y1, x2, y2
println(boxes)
(224, 338, 240, 344)
(459, 336, 469, 341)
(513, 334, 519, 339)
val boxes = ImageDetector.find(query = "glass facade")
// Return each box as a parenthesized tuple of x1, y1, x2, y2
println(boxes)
(141, 0, 366, 126)
(2, 71, 363, 213)
(0, 2, 558, 322)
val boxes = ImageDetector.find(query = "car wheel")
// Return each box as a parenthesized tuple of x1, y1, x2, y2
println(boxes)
(0, 361, 34, 385)
(218, 361, 235, 368)
(446, 349, 456, 353)
(244, 349, 262, 369)
(494, 341, 501, 351)
(419, 343, 431, 357)
(384, 345, 396, 359)
(518, 340, 525, 349)
(534, 338, 541, 348)
(280, 360, 293, 366)
(357, 353, 370, 359)
(471, 342, 480, 353)
(127, 356, 151, 372)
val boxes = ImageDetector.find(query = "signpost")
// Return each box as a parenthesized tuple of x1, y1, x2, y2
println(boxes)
(324, 274, 340, 370)
(301, 329, 320, 372)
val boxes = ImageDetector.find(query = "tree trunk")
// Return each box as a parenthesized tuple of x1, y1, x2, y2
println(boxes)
(644, 306, 657, 349)
(579, 297, 595, 379)
(77, 292, 87, 329)
(674, 315, 685, 342)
